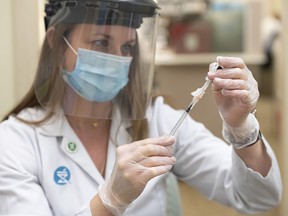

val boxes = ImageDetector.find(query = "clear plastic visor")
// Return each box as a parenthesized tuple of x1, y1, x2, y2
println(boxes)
(35, 7, 159, 120)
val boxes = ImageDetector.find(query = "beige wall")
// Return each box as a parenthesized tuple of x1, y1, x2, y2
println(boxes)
(0, 1, 15, 118)
(0, 0, 45, 119)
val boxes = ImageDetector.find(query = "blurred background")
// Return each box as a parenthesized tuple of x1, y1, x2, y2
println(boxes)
(0, 0, 287, 215)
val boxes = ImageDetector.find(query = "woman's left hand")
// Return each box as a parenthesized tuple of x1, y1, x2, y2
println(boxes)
(207, 56, 259, 128)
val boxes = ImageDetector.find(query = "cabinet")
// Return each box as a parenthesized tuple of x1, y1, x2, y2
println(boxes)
(155, 0, 264, 65)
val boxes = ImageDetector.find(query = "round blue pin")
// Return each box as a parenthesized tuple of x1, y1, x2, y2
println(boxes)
(54, 166, 71, 185)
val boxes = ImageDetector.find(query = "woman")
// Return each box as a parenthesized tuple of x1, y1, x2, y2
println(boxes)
(0, 0, 282, 215)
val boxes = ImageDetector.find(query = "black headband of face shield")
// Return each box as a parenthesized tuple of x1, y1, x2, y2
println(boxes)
(44, 0, 159, 30)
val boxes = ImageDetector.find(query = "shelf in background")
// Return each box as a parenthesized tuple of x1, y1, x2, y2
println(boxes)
(155, 50, 266, 66)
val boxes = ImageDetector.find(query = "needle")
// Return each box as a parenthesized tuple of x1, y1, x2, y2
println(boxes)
(169, 64, 223, 136)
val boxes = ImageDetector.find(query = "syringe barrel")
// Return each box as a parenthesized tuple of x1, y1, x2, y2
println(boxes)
(169, 111, 189, 136)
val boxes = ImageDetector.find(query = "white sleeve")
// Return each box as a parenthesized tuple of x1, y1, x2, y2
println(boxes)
(151, 97, 282, 214)
(0, 119, 53, 215)
(230, 136, 282, 213)
(173, 116, 282, 214)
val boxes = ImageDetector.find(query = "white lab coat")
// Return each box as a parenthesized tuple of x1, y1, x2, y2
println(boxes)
(0, 96, 282, 216)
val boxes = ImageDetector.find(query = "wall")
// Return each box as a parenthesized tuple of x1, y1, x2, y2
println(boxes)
(0, 1, 15, 118)
(0, 0, 45, 119)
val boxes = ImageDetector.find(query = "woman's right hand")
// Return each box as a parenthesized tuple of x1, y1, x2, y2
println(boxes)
(98, 135, 176, 215)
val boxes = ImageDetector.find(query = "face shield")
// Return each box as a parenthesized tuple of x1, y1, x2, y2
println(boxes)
(35, 0, 159, 120)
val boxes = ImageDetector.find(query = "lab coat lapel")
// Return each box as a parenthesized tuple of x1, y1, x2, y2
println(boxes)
(60, 135, 105, 185)
(39, 114, 105, 185)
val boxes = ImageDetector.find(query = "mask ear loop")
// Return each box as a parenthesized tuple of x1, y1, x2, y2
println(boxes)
(63, 36, 78, 56)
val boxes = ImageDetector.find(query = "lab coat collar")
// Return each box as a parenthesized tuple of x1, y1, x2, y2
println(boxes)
(37, 110, 71, 137)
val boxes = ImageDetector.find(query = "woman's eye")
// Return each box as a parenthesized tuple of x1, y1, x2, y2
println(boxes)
(93, 40, 108, 48)
(121, 44, 135, 56)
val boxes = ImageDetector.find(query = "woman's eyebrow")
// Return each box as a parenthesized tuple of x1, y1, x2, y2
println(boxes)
(91, 33, 136, 43)
(91, 33, 111, 39)
(125, 39, 136, 44)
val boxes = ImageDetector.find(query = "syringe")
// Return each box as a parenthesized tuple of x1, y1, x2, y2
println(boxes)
(169, 63, 223, 136)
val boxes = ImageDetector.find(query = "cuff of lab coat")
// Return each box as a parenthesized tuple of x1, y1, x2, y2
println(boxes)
(231, 135, 282, 211)
(232, 135, 274, 181)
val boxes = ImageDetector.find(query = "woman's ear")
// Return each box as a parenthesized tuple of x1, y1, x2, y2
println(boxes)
(46, 27, 55, 48)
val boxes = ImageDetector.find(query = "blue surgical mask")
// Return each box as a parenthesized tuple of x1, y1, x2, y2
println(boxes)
(62, 39, 132, 102)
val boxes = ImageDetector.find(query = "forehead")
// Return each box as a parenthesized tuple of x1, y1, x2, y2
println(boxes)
(70, 24, 137, 39)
